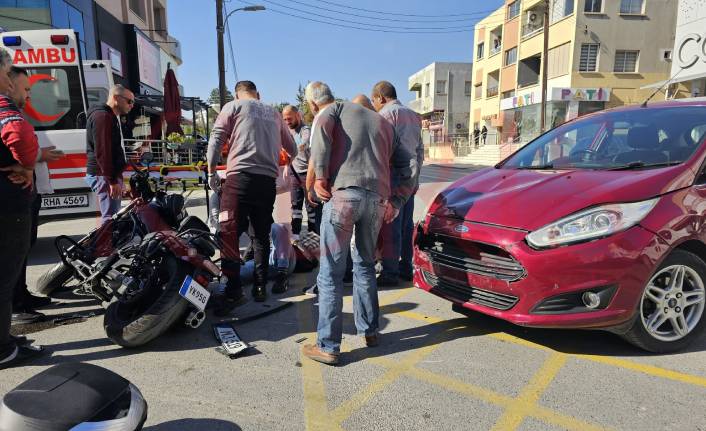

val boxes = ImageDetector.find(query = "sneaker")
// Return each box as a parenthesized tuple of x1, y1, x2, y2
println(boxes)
(376, 275, 399, 288)
(303, 284, 318, 296)
(271, 270, 289, 294)
(11, 310, 45, 325)
(0, 344, 45, 370)
(252, 285, 267, 302)
(302, 344, 339, 365)
(213, 294, 248, 317)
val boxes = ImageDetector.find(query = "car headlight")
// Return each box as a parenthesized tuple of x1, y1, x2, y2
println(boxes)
(526, 198, 659, 249)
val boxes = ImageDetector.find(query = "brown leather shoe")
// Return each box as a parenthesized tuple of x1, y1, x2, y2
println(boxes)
(364, 335, 379, 347)
(302, 344, 339, 365)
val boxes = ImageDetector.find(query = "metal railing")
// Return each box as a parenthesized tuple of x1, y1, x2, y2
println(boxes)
(522, 22, 543, 38)
(124, 138, 208, 167)
(486, 86, 499, 98)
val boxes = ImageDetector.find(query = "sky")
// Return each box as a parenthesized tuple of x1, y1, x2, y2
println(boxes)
(167, 0, 504, 106)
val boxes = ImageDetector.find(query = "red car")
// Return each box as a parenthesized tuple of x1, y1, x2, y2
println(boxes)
(414, 100, 706, 352)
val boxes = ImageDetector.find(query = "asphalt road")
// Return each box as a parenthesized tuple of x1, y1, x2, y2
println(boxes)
(4, 164, 706, 431)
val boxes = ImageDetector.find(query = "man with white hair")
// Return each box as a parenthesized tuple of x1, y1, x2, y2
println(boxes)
(301, 81, 417, 365)
(207, 81, 296, 314)
(85, 84, 134, 224)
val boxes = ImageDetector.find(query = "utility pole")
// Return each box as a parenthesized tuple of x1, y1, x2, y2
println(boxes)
(216, 0, 227, 109)
(540, 0, 550, 132)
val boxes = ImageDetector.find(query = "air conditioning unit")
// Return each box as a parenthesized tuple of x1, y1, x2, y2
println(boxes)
(528, 12, 539, 23)
(660, 49, 673, 62)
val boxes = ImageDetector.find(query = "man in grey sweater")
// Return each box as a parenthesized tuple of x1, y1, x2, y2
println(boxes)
(207, 81, 296, 315)
(301, 81, 417, 365)
(372, 81, 424, 286)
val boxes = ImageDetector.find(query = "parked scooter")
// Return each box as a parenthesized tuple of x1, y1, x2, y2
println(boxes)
(33, 153, 222, 347)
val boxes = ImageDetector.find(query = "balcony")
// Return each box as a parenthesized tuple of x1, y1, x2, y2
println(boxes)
(521, 22, 543, 38)
(408, 99, 423, 113)
(163, 34, 182, 64)
(486, 86, 499, 98)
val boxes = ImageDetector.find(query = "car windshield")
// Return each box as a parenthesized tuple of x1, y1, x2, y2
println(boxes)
(501, 106, 706, 170)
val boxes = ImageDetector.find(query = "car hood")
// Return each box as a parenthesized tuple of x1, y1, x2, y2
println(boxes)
(431, 166, 695, 231)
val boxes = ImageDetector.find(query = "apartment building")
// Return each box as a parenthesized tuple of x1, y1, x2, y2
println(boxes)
(408, 62, 472, 156)
(471, 0, 678, 158)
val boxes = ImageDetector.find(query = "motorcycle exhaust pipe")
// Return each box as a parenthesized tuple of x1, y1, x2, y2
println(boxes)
(185, 310, 206, 329)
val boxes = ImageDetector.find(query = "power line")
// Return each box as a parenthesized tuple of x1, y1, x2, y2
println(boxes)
(236, 0, 474, 33)
(309, 0, 497, 18)
(277, 0, 496, 23)
(257, 0, 475, 30)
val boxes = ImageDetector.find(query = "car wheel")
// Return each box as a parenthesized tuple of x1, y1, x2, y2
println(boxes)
(623, 249, 706, 353)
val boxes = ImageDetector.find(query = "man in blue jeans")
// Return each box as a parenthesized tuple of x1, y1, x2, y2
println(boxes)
(302, 81, 416, 365)
(85, 85, 134, 224)
(372, 81, 424, 287)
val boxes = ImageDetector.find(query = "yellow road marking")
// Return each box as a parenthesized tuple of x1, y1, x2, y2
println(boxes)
(395, 307, 706, 392)
(490, 353, 568, 431)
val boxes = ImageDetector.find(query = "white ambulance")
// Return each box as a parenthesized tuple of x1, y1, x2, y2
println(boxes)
(0, 29, 114, 219)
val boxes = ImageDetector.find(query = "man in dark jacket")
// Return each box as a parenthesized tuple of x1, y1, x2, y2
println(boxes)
(85, 84, 134, 224)
(0, 52, 45, 370)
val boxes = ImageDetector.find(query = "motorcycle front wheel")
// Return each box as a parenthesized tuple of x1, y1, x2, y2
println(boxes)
(104, 255, 191, 348)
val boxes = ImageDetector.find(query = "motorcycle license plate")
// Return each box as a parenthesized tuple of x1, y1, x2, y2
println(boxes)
(179, 276, 210, 311)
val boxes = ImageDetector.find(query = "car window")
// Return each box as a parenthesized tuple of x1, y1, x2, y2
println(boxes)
(501, 106, 706, 170)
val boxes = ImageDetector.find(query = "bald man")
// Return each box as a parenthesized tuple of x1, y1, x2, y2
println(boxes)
(352, 94, 375, 111)
(282, 105, 321, 238)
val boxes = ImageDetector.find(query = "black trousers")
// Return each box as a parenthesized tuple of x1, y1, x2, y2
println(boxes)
(13, 194, 41, 310)
(290, 168, 321, 235)
(219, 172, 276, 298)
(0, 210, 32, 358)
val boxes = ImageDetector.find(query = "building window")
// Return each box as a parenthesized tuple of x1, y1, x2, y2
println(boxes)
(620, 0, 644, 14)
(129, 0, 146, 21)
(614, 50, 639, 72)
(505, 47, 517, 66)
(550, 0, 575, 23)
(477, 42, 485, 59)
(436, 80, 447, 95)
(474, 84, 483, 99)
(579, 43, 600, 72)
(584, 0, 602, 13)
(507, 1, 520, 19)
(502, 90, 516, 99)
(153, 5, 167, 38)
(464, 81, 473, 96)
(424, 83, 430, 97)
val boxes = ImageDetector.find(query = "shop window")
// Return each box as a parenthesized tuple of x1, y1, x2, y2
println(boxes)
(477, 42, 485, 60)
(505, 47, 517, 66)
(424, 83, 430, 97)
(579, 43, 600, 72)
(507, 1, 520, 19)
(436, 80, 447, 95)
(620, 0, 644, 14)
(614, 50, 639, 73)
(129, 0, 146, 21)
(584, 0, 603, 13)
(464, 81, 473, 96)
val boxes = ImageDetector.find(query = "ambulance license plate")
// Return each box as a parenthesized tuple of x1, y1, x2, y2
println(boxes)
(41, 193, 89, 209)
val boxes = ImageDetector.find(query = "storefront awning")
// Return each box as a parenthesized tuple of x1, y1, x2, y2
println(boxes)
(640, 71, 706, 89)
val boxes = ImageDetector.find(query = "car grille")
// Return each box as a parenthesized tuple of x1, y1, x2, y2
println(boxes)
(418, 232, 526, 282)
(423, 271, 518, 311)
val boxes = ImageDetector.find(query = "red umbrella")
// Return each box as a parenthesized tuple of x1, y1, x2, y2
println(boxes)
(163, 67, 183, 135)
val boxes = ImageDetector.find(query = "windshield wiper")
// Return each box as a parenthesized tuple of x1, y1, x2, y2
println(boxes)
(607, 161, 682, 171)
(516, 163, 555, 170)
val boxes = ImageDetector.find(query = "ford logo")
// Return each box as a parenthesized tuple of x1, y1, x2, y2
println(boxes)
(454, 224, 469, 234)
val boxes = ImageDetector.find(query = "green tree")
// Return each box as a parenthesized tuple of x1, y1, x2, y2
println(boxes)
(208, 87, 234, 106)
(296, 82, 314, 125)
(273, 102, 291, 113)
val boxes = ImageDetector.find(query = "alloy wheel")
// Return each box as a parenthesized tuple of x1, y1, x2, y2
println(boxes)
(640, 265, 706, 342)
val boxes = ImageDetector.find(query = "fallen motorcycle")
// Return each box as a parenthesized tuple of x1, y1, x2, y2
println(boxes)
(33, 153, 222, 347)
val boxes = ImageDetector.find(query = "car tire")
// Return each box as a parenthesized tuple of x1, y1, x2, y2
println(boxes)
(33, 262, 73, 297)
(622, 249, 706, 353)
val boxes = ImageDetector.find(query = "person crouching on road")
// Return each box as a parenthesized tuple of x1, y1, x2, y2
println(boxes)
(0, 53, 46, 370)
(282, 105, 321, 239)
(207, 80, 296, 316)
(372, 81, 424, 287)
(301, 81, 417, 366)
(85, 84, 134, 225)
